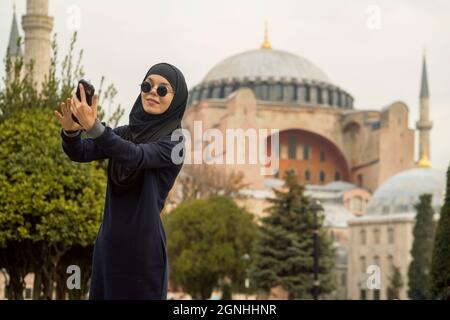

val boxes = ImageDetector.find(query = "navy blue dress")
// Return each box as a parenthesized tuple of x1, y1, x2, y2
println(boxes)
(60, 124, 182, 300)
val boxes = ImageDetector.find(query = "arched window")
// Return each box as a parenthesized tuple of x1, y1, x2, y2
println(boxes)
(303, 145, 310, 160)
(360, 229, 367, 245)
(373, 228, 381, 244)
(304, 170, 311, 181)
(387, 255, 394, 269)
(320, 150, 326, 162)
(388, 227, 395, 244)
(305, 85, 310, 102)
(335, 171, 341, 181)
(288, 134, 297, 160)
(283, 84, 296, 102)
(212, 85, 221, 98)
(317, 87, 322, 104)
(319, 171, 325, 182)
(261, 83, 269, 100)
(360, 256, 366, 273)
(270, 83, 283, 101)
(374, 255, 380, 267)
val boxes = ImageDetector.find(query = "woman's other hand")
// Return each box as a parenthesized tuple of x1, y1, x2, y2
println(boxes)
(70, 83, 99, 131)
(54, 98, 83, 132)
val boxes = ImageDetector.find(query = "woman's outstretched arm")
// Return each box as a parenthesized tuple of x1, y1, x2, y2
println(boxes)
(84, 119, 184, 169)
(60, 125, 127, 162)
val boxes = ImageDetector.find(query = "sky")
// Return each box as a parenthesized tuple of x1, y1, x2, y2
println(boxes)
(1, 0, 449, 172)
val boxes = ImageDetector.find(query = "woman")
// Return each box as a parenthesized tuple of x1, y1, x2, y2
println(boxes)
(54, 63, 187, 300)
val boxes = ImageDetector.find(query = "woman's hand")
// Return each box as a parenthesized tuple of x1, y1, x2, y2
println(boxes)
(70, 83, 99, 131)
(54, 98, 83, 132)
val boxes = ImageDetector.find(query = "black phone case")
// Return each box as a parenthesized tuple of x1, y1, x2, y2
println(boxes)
(72, 79, 95, 125)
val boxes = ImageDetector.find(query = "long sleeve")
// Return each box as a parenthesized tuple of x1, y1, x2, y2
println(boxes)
(61, 124, 127, 163)
(85, 120, 184, 170)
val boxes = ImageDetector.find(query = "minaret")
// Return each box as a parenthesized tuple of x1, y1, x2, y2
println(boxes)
(7, 3, 22, 58)
(21, 0, 53, 88)
(416, 52, 432, 168)
(6, 3, 22, 86)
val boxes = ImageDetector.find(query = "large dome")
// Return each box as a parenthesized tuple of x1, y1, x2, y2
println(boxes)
(366, 168, 446, 216)
(202, 48, 332, 84)
(188, 47, 354, 109)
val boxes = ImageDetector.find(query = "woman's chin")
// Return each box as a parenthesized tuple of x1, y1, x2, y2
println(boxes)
(143, 104, 160, 114)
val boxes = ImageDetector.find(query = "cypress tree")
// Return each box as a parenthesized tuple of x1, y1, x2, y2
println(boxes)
(408, 194, 435, 299)
(430, 164, 450, 299)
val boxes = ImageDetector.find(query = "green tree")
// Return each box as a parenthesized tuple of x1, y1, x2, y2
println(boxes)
(387, 265, 404, 300)
(163, 196, 256, 299)
(408, 193, 436, 300)
(430, 164, 450, 300)
(250, 170, 335, 299)
(0, 32, 124, 299)
(0, 108, 105, 299)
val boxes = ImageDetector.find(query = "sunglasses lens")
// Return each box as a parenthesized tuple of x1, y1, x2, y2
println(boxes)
(157, 86, 168, 97)
(141, 81, 151, 93)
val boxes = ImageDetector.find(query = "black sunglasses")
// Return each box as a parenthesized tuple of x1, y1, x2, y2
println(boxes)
(140, 81, 174, 97)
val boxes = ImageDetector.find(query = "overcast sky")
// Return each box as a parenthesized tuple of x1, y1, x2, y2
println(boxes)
(1, 0, 449, 171)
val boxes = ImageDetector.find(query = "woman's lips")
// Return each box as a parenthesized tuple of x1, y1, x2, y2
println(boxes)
(146, 97, 159, 105)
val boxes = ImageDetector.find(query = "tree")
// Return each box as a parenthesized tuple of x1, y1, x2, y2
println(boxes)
(407, 194, 436, 300)
(0, 108, 106, 299)
(387, 265, 404, 300)
(250, 170, 335, 299)
(430, 164, 450, 300)
(163, 196, 256, 299)
(170, 164, 248, 203)
(0, 32, 124, 299)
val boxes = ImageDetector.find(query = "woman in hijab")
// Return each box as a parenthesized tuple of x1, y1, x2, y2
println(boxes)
(54, 62, 187, 300)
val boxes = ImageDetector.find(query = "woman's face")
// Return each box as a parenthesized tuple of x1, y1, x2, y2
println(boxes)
(140, 74, 175, 114)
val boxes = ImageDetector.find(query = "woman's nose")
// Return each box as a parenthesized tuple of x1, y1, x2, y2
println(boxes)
(149, 87, 158, 96)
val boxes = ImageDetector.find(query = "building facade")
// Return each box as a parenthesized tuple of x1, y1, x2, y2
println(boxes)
(183, 36, 415, 193)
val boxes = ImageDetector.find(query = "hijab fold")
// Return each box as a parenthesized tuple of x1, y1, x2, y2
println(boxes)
(109, 63, 188, 196)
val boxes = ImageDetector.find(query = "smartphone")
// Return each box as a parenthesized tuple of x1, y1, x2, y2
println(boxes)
(72, 79, 95, 125)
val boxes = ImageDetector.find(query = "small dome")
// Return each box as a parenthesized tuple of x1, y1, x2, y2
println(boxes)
(366, 168, 446, 215)
(202, 48, 332, 84)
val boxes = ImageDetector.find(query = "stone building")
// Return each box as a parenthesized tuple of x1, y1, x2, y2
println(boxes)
(183, 32, 415, 193)
(183, 29, 433, 299)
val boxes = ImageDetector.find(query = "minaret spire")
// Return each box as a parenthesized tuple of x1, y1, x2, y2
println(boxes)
(261, 20, 272, 49)
(420, 48, 429, 99)
(416, 51, 432, 168)
(7, 2, 22, 57)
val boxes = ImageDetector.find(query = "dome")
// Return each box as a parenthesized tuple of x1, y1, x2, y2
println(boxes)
(189, 47, 354, 108)
(202, 48, 332, 84)
(366, 168, 446, 216)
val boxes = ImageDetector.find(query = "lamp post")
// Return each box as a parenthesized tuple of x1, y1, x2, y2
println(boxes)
(242, 253, 250, 300)
(308, 199, 324, 300)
